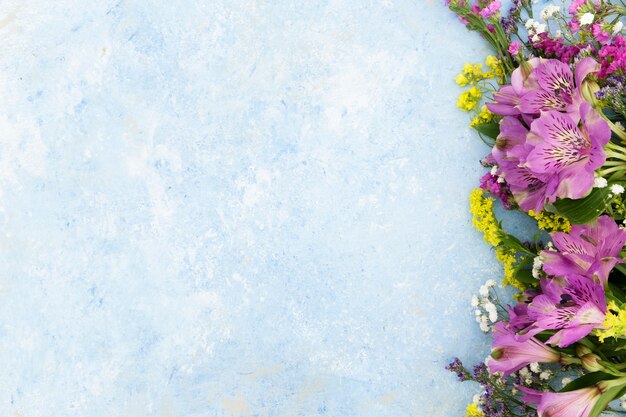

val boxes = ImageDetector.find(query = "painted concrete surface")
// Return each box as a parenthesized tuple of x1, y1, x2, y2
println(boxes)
(0, 1, 522, 416)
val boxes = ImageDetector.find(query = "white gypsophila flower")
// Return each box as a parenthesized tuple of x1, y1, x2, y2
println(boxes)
(532, 256, 543, 279)
(525, 377, 533, 385)
(580, 13, 594, 26)
(541, 5, 560, 20)
(473, 394, 481, 404)
(490, 165, 498, 176)
(531, 34, 541, 42)
(519, 367, 530, 378)
(616, 121, 625, 131)
(611, 184, 625, 195)
(488, 309, 498, 323)
(535, 23, 547, 34)
(525, 18, 536, 29)
(562, 377, 572, 387)
(529, 362, 540, 373)
(471, 295, 479, 307)
(511, 388, 518, 395)
(475, 309, 482, 316)
(497, 176, 505, 183)
(486, 279, 496, 288)
(540, 371, 552, 380)
(555, 29, 563, 37)
(614, 21, 624, 34)
(594, 177, 608, 188)
(480, 320, 490, 333)
(479, 285, 489, 297)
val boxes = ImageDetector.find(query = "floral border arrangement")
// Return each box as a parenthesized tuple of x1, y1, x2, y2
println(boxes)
(445, 1, 626, 417)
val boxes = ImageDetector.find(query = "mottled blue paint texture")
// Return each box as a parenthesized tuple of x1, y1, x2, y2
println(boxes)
(0, 1, 529, 416)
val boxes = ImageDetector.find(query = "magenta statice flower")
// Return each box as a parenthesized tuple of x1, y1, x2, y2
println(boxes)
(523, 274, 607, 347)
(519, 386, 602, 417)
(508, 40, 520, 55)
(487, 321, 561, 376)
(525, 102, 610, 200)
(592, 22, 611, 44)
(479, 172, 512, 208)
(479, 0, 501, 18)
(599, 34, 626, 77)
(541, 215, 626, 284)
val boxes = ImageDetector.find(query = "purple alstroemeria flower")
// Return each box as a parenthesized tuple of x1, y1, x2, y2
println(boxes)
(519, 386, 602, 417)
(490, 116, 561, 212)
(488, 58, 599, 123)
(519, 58, 599, 122)
(525, 102, 611, 200)
(487, 321, 561, 376)
(487, 58, 540, 120)
(523, 275, 607, 347)
(541, 215, 626, 285)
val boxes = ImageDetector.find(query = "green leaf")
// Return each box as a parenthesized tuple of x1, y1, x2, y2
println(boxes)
(514, 267, 536, 285)
(560, 372, 617, 392)
(473, 122, 500, 139)
(552, 187, 611, 225)
(589, 385, 624, 417)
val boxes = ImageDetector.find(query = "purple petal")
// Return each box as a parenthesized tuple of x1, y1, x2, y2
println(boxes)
(580, 102, 611, 149)
(546, 324, 595, 347)
(526, 111, 589, 174)
(534, 59, 575, 98)
(519, 89, 568, 114)
(574, 57, 600, 88)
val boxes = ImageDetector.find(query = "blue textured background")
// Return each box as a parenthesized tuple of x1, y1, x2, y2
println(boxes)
(0, 1, 524, 416)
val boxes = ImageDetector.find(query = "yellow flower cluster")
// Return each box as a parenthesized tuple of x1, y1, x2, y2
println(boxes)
(458, 87, 483, 112)
(597, 301, 626, 342)
(469, 188, 501, 247)
(496, 247, 524, 290)
(465, 403, 485, 417)
(455, 56, 504, 112)
(470, 105, 494, 128)
(455, 63, 488, 87)
(527, 210, 572, 233)
(485, 55, 504, 81)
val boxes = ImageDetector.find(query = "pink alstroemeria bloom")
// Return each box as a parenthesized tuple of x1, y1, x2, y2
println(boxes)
(523, 275, 607, 347)
(519, 58, 600, 122)
(541, 215, 626, 285)
(525, 102, 611, 200)
(519, 386, 602, 417)
(486, 58, 540, 118)
(488, 322, 560, 376)
(490, 116, 560, 212)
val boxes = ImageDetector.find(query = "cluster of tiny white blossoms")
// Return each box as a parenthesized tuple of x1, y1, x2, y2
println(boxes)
(490, 165, 505, 183)
(513, 363, 553, 386)
(525, 18, 547, 42)
(472, 279, 498, 333)
(610, 183, 625, 197)
(594, 175, 608, 189)
(580, 12, 595, 26)
(532, 256, 544, 279)
(540, 4, 560, 21)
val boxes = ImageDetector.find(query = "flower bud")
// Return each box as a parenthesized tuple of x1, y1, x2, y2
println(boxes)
(575, 344, 593, 357)
(581, 353, 603, 372)
(520, 59, 534, 79)
(581, 79, 600, 107)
